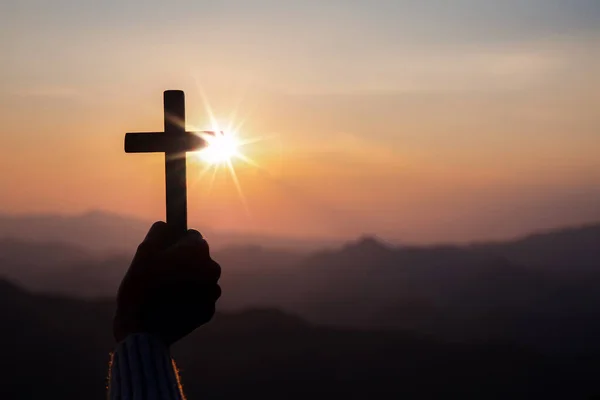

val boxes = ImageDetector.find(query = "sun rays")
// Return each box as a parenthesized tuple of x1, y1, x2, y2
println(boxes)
(186, 83, 273, 215)
(195, 130, 242, 165)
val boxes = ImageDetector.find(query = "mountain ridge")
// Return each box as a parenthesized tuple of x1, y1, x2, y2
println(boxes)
(1, 212, 599, 354)
(0, 210, 343, 252)
(1, 277, 596, 399)
(3, 209, 599, 253)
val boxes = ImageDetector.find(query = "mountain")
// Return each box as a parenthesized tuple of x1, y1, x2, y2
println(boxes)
(1, 220, 600, 353)
(0, 211, 149, 253)
(1, 279, 598, 400)
(473, 223, 600, 271)
(0, 211, 342, 252)
(0, 237, 92, 267)
(283, 233, 600, 352)
(0, 238, 100, 293)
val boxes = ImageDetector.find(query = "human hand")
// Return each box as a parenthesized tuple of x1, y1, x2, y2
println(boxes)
(113, 221, 221, 345)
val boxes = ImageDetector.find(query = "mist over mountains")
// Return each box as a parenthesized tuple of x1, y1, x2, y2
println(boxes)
(1, 211, 599, 355)
(0, 211, 341, 253)
(1, 211, 600, 397)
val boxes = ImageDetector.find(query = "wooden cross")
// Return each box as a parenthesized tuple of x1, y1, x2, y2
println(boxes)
(124, 90, 206, 237)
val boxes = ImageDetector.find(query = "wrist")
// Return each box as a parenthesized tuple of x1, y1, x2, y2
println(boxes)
(113, 312, 146, 343)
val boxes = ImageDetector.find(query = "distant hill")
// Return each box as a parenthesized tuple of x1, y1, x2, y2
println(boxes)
(472, 223, 600, 271)
(2, 210, 597, 258)
(0, 237, 92, 267)
(0, 211, 341, 252)
(0, 211, 149, 253)
(0, 219, 599, 352)
(1, 279, 597, 400)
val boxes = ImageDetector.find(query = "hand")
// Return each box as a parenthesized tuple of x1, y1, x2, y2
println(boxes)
(113, 221, 221, 345)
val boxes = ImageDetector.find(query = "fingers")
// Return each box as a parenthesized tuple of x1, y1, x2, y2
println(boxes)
(166, 229, 209, 260)
(164, 234, 207, 265)
(185, 229, 203, 240)
(137, 224, 204, 257)
(162, 229, 221, 282)
(145, 221, 170, 242)
(208, 260, 222, 281)
(136, 221, 174, 255)
(133, 224, 221, 291)
(188, 284, 221, 327)
(166, 255, 221, 283)
(119, 223, 222, 344)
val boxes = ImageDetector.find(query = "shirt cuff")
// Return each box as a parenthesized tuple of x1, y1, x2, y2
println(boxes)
(110, 333, 182, 400)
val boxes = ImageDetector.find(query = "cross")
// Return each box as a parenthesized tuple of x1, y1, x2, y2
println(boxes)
(124, 90, 207, 237)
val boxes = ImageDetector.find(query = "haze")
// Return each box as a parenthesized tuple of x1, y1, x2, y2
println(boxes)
(1, 0, 599, 243)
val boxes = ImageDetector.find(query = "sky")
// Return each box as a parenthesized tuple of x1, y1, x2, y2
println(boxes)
(0, 0, 599, 243)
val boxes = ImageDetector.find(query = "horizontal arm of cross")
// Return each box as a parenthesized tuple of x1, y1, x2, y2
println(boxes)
(124, 132, 208, 153)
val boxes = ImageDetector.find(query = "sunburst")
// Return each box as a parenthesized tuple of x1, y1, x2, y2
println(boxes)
(188, 83, 269, 213)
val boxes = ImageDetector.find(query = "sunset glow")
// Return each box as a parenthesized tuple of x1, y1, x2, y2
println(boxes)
(190, 127, 262, 215)
(0, 1, 599, 242)
(195, 131, 242, 165)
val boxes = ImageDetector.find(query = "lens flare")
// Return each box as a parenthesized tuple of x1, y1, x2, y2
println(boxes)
(189, 80, 276, 215)
(196, 131, 241, 165)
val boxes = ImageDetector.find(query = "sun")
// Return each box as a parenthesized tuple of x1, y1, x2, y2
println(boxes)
(187, 83, 271, 214)
(190, 127, 259, 214)
(195, 131, 242, 165)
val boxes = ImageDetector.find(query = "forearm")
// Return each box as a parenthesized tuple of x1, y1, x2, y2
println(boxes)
(108, 333, 185, 400)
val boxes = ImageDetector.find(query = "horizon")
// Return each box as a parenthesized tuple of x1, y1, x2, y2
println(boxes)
(0, 208, 599, 249)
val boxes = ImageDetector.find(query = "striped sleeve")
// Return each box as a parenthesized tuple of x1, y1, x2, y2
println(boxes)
(109, 333, 184, 400)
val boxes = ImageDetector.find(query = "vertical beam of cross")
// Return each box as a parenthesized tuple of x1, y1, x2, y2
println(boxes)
(163, 90, 188, 235)
(124, 90, 207, 238)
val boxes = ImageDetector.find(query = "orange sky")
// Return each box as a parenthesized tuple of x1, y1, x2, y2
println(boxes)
(1, 1, 599, 243)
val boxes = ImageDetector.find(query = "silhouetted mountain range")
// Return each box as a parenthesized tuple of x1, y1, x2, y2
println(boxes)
(0, 211, 341, 252)
(1, 280, 598, 399)
(472, 223, 600, 271)
(1, 216, 599, 357)
(0, 211, 149, 253)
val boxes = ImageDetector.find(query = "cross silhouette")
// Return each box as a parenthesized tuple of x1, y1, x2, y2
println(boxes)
(124, 90, 207, 237)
